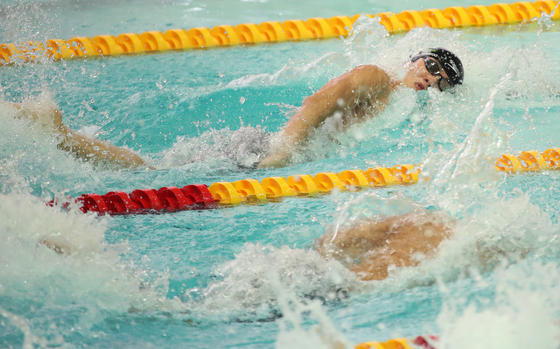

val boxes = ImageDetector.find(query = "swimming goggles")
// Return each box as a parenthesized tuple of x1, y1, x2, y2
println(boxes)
(423, 57, 454, 91)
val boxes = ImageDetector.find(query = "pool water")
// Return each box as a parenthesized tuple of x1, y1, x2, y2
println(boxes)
(2, 1, 560, 348)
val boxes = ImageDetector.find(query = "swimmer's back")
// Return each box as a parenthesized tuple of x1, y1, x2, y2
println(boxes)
(317, 213, 452, 281)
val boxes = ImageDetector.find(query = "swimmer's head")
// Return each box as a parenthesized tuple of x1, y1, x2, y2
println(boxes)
(403, 48, 464, 92)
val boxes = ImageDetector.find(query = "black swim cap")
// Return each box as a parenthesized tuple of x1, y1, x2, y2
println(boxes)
(411, 48, 464, 86)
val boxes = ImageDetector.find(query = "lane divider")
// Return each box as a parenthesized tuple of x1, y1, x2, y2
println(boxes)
(57, 164, 421, 215)
(356, 335, 439, 349)
(1, 1, 558, 64)
(46, 148, 560, 215)
(495, 148, 560, 172)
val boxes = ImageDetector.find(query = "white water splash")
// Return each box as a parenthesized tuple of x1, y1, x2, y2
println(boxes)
(437, 261, 560, 349)
(159, 125, 271, 169)
(188, 243, 361, 319)
(0, 188, 187, 346)
(273, 270, 354, 349)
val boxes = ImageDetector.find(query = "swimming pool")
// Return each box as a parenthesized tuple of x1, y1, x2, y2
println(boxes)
(1, 0, 560, 348)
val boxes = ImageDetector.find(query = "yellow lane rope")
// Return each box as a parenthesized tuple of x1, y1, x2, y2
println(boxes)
(207, 164, 419, 204)
(0, 1, 558, 64)
(206, 148, 560, 204)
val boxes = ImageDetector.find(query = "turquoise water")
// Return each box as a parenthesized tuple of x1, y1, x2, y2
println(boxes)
(2, 1, 560, 348)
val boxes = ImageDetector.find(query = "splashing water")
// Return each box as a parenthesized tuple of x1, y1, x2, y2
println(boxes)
(423, 74, 512, 215)
(0, 182, 187, 347)
(186, 243, 362, 321)
(272, 270, 354, 349)
(159, 126, 271, 169)
(0, 3, 559, 348)
(437, 261, 560, 349)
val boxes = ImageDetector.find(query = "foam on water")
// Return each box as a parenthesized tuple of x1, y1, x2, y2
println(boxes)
(273, 276, 354, 349)
(0, 181, 186, 346)
(185, 243, 362, 321)
(437, 261, 560, 349)
(159, 126, 271, 170)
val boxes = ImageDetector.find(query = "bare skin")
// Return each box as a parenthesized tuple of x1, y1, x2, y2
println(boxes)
(10, 58, 449, 170)
(13, 103, 150, 169)
(316, 212, 453, 281)
(39, 210, 452, 282)
(258, 58, 450, 169)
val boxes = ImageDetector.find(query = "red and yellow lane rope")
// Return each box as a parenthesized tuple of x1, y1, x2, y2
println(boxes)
(60, 147, 560, 215)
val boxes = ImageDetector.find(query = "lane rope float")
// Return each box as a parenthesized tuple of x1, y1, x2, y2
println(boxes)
(46, 148, 560, 215)
(494, 148, 560, 172)
(1, 1, 558, 64)
(356, 335, 439, 349)
(52, 164, 421, 215)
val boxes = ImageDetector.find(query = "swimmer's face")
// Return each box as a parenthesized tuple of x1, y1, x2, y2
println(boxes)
(403, 58, 450, 92)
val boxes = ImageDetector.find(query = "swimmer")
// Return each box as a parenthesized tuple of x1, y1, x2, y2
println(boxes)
(315, 211, 453, 281)
(38, 208, 452, 282)
(9, 48, 462, 170)
(258, 47, 464, 168)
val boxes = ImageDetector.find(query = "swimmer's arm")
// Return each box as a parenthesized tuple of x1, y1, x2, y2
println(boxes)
(14, 104, 150, 169)
(258, 65, 391, 168)
(57, 126, 149, 169)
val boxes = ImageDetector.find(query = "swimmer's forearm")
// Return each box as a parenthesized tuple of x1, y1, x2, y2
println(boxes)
(258, 78, 352, 169)
(57, 126, 149, 169)
(281, 94, 340, 144)
(258, 91, 352, 168)
(257, 99, 328, 168)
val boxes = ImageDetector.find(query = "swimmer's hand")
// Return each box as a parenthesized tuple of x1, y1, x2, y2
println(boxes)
(13, 103, 64, 135)
(257, 150, 291, 169)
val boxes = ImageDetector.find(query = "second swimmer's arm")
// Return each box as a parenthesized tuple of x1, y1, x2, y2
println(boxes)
(258, 65, 391, 169)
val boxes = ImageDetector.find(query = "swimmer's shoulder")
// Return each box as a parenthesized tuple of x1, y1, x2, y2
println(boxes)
(353, 64, 388, 73)
(342, 65, 391, 97)
(348, 64, 390, 81)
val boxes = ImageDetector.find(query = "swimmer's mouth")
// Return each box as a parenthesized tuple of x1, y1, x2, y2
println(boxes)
(415, 82, 427, 91)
